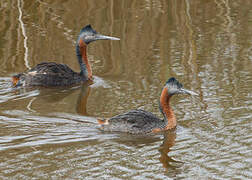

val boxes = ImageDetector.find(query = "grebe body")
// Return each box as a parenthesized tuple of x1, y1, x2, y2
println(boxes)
(98, 78, 197, 134)
(12, 25, 119, 87)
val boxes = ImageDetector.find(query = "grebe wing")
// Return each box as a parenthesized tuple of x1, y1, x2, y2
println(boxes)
(28, 62, 76, 75)
(14, 62, 81, 87)
(108, 109, 162, 133)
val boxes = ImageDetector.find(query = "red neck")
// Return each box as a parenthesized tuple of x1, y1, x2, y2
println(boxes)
(160, 87, 176, 129)
(78, 39, 92, 80)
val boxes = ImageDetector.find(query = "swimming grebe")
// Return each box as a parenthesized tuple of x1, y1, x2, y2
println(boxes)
(12, 25, 119, 87)
(98, 77, 197, 134)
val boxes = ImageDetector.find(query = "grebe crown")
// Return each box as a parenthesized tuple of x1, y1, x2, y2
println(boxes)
(80, 24, 97, 35)
(78, 24, 119, 45)
(166, 77, 183, 89)
(165, 77, 198, 96)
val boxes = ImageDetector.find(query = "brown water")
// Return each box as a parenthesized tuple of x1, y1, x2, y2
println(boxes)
(0, 0, 251, 179)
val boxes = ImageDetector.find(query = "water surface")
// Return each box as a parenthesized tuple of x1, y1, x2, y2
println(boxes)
(0, 0, 251, 179)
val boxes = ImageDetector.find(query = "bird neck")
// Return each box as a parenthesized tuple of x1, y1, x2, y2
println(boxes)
(159, 87, 176, 130)
(76, 39, 92, 80)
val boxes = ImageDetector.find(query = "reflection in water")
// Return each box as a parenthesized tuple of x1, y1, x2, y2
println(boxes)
(159, 131, 181, 170)
(76, 84, 91, 116)
(16, 85, 81, 102)
(112, 132, 162, 146)
(17, 0, 30, 69)
(111, 130, 181, 172)
(0, 83, 86, 115)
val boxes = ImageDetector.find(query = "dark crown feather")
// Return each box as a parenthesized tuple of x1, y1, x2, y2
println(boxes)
(166, 77, 183, 89)
(80, 24, 97, 34)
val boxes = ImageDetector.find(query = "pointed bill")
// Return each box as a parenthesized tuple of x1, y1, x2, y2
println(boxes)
(95, 34, 120, 41)
(179, 88, 198, 96)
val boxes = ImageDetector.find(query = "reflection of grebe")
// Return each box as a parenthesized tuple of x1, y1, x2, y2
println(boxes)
(98, 78, 197, 134)
(12, 25, 119, 87)
(159, 131, 181, 169)
(76, 84, 91, 116)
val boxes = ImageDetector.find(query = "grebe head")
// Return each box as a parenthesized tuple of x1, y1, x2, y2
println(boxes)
(165, 77, 198, 96)
(78, 25, 120, 45)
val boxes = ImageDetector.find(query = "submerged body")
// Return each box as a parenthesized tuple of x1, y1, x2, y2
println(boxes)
(99, 78, 197, 134)
(12, 25, 119, 87)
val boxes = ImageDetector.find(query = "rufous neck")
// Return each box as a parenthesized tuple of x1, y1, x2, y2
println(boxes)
(159, 87, 176, 129)
(76, 39, 92, 80)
